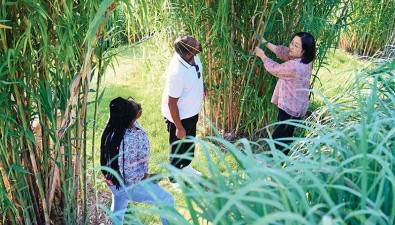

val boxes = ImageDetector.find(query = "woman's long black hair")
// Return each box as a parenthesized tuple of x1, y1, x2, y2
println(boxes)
(100, 97, 137, 188)
(292, 32, 316, 64)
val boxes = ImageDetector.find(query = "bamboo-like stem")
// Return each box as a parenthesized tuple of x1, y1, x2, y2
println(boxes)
(235, 0, 269, 134)
(203, 0, 212, 136)
(13, 85, 50, 225)
(1, 0, 122, 223)
(0, 162, 22, 224)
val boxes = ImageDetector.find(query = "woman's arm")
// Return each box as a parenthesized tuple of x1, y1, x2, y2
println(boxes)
(263, 59, 296, 80)
(255, 47, 296, 80)
(259, 37, 292, 62)
(261, 37, 277, 54)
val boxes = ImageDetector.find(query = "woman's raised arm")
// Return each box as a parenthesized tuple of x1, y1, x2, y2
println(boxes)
(261, 37, 277, 54)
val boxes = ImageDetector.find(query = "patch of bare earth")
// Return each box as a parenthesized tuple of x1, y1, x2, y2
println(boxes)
(77, 182, 113, 225)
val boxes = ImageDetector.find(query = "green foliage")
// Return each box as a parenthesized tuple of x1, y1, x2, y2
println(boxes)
(340, 0, 395, 56)
(308, 49, 366, 113)
(0, 0, 121, 223)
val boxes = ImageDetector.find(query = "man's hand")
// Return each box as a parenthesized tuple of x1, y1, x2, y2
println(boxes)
(176, 126, 186, 139)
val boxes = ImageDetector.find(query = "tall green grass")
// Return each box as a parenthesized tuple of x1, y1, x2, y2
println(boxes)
(340, 0, 395, 56)
(0, 0, 125, 224)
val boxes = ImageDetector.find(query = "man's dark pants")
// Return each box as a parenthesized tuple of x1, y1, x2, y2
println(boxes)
(165, 114, 198, 170)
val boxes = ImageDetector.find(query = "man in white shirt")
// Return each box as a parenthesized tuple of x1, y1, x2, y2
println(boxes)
(161, 35, 208, 184)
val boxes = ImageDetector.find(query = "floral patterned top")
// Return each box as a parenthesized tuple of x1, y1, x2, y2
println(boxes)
(106, 121, 150, 186)
(263, 45, 312, 117)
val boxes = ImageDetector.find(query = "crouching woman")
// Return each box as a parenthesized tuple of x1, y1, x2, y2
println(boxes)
(101, 97, 174, 224)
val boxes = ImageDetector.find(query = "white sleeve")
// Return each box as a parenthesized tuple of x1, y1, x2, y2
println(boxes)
(167, 74, 184, 98)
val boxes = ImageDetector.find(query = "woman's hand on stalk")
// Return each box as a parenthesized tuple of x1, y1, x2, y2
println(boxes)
(255, 46, 267, 60)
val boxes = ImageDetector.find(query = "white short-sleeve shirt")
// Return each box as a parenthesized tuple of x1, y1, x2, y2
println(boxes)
(161, 53, 204, 122)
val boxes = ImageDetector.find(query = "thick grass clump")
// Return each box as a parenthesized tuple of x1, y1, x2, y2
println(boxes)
(0, 1, 122, 224)
(339, 0, 395, 56)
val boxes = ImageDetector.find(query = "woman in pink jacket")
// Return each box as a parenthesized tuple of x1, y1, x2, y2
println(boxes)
(255, 32, 316, 155)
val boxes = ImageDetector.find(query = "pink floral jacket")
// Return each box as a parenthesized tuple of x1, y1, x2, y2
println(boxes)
(106, 122, 150, 186)
(263, 45, 312, 117)
(119, 122, 150, 185)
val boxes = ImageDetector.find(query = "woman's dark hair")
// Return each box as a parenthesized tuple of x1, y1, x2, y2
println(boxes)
(292, 32, 316, 64)
(100, 97, 137, 188)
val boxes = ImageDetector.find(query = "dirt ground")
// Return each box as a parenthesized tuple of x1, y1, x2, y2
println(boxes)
(81, 185, 113, 225)
(76, 182, 113, 225)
